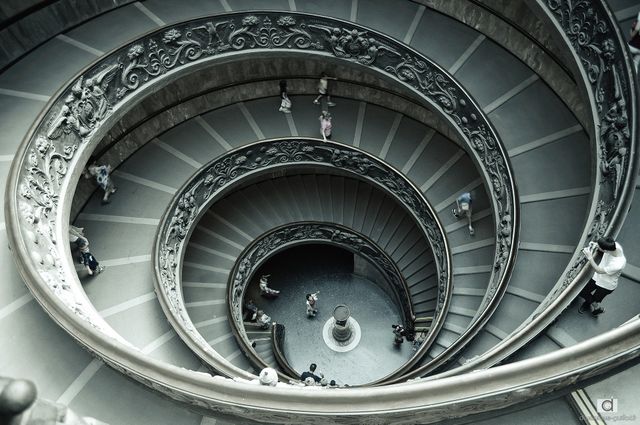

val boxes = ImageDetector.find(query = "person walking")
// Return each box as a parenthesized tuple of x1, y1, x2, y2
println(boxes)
(579, 237, 626, 316)
(278, 80, 292, 113)
(392, 324, 406, 345)
(452, 192, 475, 236)
(255, 310, 272, 329)
(244, 299, 258, 321)
(84, 162, 117, 204)
(319, 111, 332, 142)
(313, 72, 337, 106)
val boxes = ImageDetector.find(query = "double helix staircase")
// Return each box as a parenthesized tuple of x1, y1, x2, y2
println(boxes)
(1, 1, 639, 424)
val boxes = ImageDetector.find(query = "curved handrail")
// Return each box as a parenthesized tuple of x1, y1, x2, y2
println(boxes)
(5, 10, 520, 421)
(5, 10, 518, 381)
(154, 139, 449, 379)
(226, 220, 417, 380)
(423, 0, 640, 379)
(2, 5, 639, 423)
(271, 323, 301, 380)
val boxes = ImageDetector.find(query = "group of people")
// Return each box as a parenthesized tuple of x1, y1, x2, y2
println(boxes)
(244, 298, 272, 330)
(450, 191, 625, 317)
(244, 275, 281, 329)
(299, 363, 338, 387)
(235, 365, 340, 389)
(69, 162, 118, 277)
(279, 72, 337, 142)
(391, 323, 418, 346)
(244, 277, 320, 328)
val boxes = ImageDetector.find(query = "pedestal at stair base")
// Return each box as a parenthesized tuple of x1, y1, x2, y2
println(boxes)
(332, 304, 353, 342)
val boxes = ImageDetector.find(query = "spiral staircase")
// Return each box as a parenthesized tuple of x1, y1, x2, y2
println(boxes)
(1, 1, 639, 424)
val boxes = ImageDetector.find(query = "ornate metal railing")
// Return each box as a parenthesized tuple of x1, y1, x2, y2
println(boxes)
(5, 10, 518, 383)
(424, 0, 640, 379)
(227, 221, 416, 378)
(5, 10, 525, 422)
(271, 323, 301, 380)
(154, 139, 448, 378)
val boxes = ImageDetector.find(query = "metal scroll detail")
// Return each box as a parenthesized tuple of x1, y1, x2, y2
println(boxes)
(227, 222, 415, 362)
(537, 1, 638, 303)
(429, 0, 639, 377)
(4, 6, 635, 423)
(155, 139, 449, 368)
(8, 12, 516, 333)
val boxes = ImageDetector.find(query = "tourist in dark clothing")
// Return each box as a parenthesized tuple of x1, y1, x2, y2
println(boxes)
(299, 363, 321, 383)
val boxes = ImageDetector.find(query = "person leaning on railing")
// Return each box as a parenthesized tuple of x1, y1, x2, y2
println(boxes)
(578, 237, 626, 317)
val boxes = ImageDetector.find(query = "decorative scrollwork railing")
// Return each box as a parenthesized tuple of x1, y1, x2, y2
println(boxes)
(2, 4, 638, 423)
(227, 221, 417, 379)
(6, 10, 518, 379)
(5, 10, 525, 422)
(154, 139, 448, 377)
(426, 0, 640, 378)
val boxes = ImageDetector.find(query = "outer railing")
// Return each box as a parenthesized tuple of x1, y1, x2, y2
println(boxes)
(5, 10, 518, 384)
(5, 1, 640, 423)
(226, 220, 417, 379)
(154, 139, 448, 379)
(425, 0, 640, 379)
(5, 10, 520, 422)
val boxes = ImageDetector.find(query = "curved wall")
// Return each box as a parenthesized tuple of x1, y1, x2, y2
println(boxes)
(0, 0, 135, 71)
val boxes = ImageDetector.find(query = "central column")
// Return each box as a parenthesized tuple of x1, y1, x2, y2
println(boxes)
(332, 304, 352, 342)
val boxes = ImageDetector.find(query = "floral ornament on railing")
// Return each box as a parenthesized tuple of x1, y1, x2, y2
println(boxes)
(541, 0, 637, 299)
(308, 25, 400, 65)
(48, 64, 119, 141)
(383, 56, 514, 314)
(547, 0, 632, 204)
(12, 11, 511, 364)
(159, 140, 447, 312)
(226, 222, 415, 352)
(118, 15, 320, 98)
(154, 139, 451, 368)
(18, 135, 91, 323)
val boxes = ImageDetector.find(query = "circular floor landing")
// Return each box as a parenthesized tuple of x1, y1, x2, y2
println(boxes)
(262, 272, 414, 386)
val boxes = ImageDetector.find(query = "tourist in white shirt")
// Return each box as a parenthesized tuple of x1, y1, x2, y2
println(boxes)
(313, 72, 337, 106)
(579, 237, 626, 316)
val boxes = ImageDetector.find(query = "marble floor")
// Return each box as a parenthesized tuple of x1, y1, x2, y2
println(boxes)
(245, 245, 414, 385)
